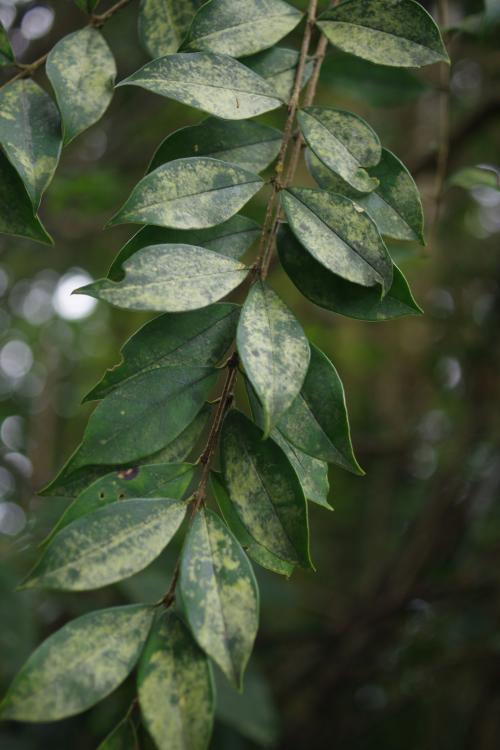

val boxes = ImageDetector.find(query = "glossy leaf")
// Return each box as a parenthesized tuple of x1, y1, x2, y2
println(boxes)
(221, 410, 312, 567)
(23, 498, 187, 591)
(237, 281, 310, 435)
(108, 157, 263, 230)
(278, 223, 422, 321)
(0, 22, 13, 65)
(179, 508, 259, 688)
(117, 52, 282, 120)
(46, 28, 116, 145)
(244, 46, 314, 101)
(317, 0, 449, 68)
(149, 117, 282, 174)
(97, 717, 139, 749)
(298, 107, 381, 193)
(138, 611, 214, 750)
(138, 0, 201, 58)
(0, 151, 52, 244)
(184, 0, 302, 57)
(0, 605, 153, 721)
(282, 187, 394, 294)
(86, 303, 238, 401)
(0, 79, 61, 208)
(80, 245, 247, 313)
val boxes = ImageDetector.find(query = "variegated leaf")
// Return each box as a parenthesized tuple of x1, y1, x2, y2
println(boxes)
(244, 47, 314, 101)
(138, 0, 201, 58)
(0, 151, 52, 244)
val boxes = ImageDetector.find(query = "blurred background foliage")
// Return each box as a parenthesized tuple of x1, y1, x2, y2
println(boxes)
(0, 0, 499, 748)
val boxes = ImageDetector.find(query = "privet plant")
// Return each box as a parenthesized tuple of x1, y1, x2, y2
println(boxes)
(0, 0, 448, 747)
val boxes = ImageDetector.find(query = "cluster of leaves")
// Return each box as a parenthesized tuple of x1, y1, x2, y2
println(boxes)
(0, 0, 448, 748)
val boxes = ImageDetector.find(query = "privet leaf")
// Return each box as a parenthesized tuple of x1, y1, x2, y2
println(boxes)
(317, 0, 449, 68)
(85, 303, 239, 401)
(0, 79, 61, 208)
(0, 22, 13, 65)
(97, 718, 139, 750)
(80, 245, 247, 313)
(278, 223, 422, 321)
(0, 151, 52, 244)
(281, 187, 394, 294)
(23, 498, 187, 591)
(138, 611, 214, 750)
(237, 281, 310, 435)
(74, 0, 100, 12)
(108, 157, 263, 229)
(244, 47, 314, 101)
(184, 0, 302, 57)
(298, 107, 381, 193)
(448, 165, 500, 191)
(221, 410, 312, 567)
(46, 28, 116, 145)
(149, 117, 282, 174)
(179, 508, 259, 688)
(0, 605, 153, 721)
(117, 52, 282, 120)
(138, 0, 201, 58)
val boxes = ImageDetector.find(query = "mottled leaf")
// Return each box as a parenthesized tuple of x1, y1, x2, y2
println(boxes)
(46, 28, 116, 145)
(0, 605, 153, 721)
(24, 499, 187, 591)
(138, 611, 214, 750)
(117, 52, 282, 120)
(184, 0, 302, 57)
(138, 0, 201, 58)
(278, 223, 422, 321)
(237, 281, 310, 435)
(244, 46, 314, 101)
(317, 0, 449, 68)
(80, 245, 247, 313)
(448, 164, 500, 191)
(0, 151, 52, 244)
(0, 22, 13, 65)
(179, 508, 259, 688)
(221, 410, 312, 567)
(281, 187, 393, 294)
(0, 79, 61, 208)
(97, 717, 138, 749)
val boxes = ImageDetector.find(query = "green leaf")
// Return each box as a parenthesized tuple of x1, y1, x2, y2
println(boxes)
(23, 498, 187, 591)
(237, 281, 310, 436)
(138, 611, 214, 750)
(97, 717, 139, 749)
(0, 22, 13, 65)
(74, 0, 101, 12)
(244, 46, 314, 101)
(281, 187, 393, 295)
(0, 151, 52, 244)
(211, 474, 294, 577)
(278, 223, 422, 321)
(149, 117, 281, 174)
(448, 165, 500, 191)
(46, 28, 116, 145)
(221, 410, 312, 567)
(138, 0, 201, 58)
(80, 245, 248, 312)
(298, 107, 381, 193)
(317, 0, 449, 68)
(86, 303, 238, 401)
(117, 52, 282, 119)
(0, 604, 153, 721)
(108, 157, 263, 229)
(184, 0, 302, 57)
(0, 79, 62, 208)
(108, 215, 260, 279)
(179, 508, 259, 688)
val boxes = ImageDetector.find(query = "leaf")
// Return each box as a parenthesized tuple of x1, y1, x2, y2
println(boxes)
(281, 187, 394, 295)
(0, 151, 52, 245)
(221, 410, 312, 567)
(0, 604, 153, 721)
(74, 0, 101, 12)
(23, 498, 187, 591)
(46, 28, 116, 145)
(117, 52, 282, 120)
(317, 0, 449, 68)
(149, 117, 282, 174)
(278, 223, 422, 321)
(0, 22, 13, 65)
(244, 46, 314, 101)
(179, 508, 259, 688)
(0, 79, 62, 208)
(298, 107, 381, 193)
(237, 281, 310, 435)
(85, 303, 238, 401)
(138, 0, 201, 58)
(211, 474, 294, 577)
(108, 157, 263, 230)
(138, 611, 214, 750)
(80, 245, 248, 313)
(97, 717, 139, 749)
(184, 0, 302, 57)
(448, 165, 500, 191)
(108, 215, 260, 279)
